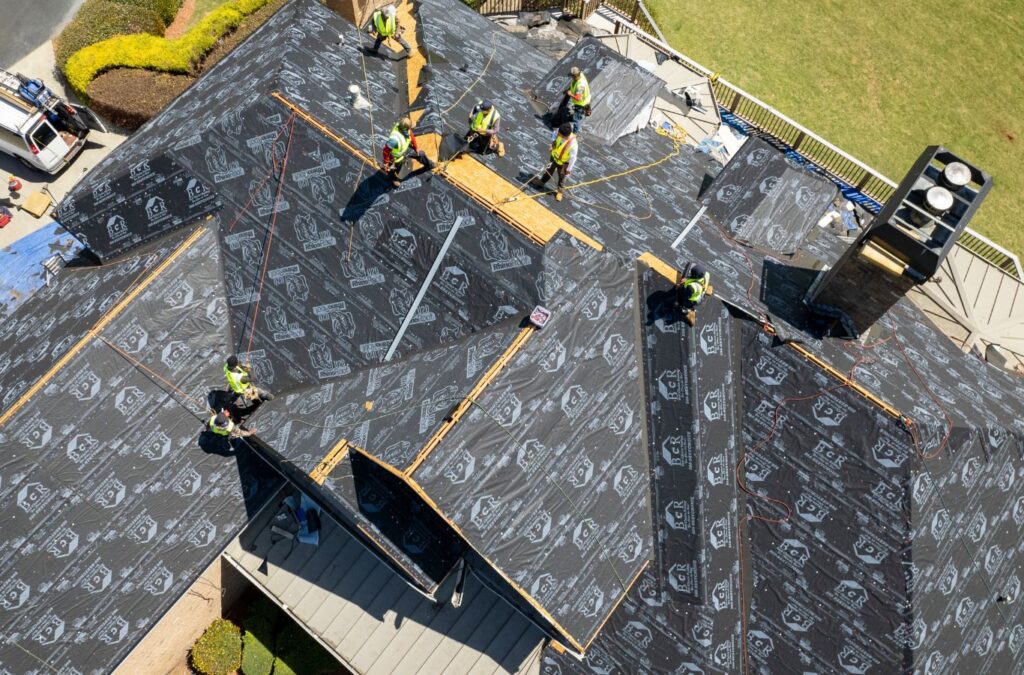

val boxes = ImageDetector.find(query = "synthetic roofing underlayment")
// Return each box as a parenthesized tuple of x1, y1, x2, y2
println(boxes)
(2, 0, 1022, 671)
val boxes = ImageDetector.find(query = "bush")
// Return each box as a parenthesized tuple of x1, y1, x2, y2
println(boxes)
(63, 0, 273, 96)
(240, 595, 277, 675)
(191, 619, 242, 675)
(271, 622, 336, 675)
(54, 0, 165, 67)
(113, 0, 182, 24)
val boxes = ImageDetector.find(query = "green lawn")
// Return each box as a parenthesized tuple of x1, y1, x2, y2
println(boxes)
(646, 0, 1024, 258)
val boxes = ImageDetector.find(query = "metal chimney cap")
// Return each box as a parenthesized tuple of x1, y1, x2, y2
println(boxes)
(925, 186, 954, 213)
(942, 161, 971, 188)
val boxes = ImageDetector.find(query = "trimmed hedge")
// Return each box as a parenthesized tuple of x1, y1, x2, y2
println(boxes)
(63, 0, 272, 96)
(241, 630, 274, 675)
(271, 622, 336, 675)
(191, 619, 242, 675)
(240, 595, 276, 675)
(54, 0, 168, 67)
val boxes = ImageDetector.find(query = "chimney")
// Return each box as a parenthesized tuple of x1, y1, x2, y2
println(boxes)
(806, 146, 991, 337)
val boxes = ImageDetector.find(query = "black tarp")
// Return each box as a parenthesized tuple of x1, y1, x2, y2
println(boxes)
(530, 37, 666, 146)
(703, 137, 838, 253)
(0, 226, 281, 673)
(413, 238, 651, 650)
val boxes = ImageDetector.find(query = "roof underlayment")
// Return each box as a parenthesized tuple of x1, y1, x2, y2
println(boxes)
(1, 0, 1022, 672)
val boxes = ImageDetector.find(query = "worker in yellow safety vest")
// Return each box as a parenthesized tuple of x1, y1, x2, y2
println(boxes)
(224, 355, 274, 404)
(367, 5, 410, 58)
(675, 264, 713, 326)
(530, 122, 577, 202)
(382, 117, 436, 187)
(208, 410, 255, 438)
(464, 100, 505, 157)
(564, 66, 591, 133)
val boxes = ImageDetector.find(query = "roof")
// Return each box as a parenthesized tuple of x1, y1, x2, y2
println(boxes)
(225, 485, 546, 675)
(1, 0, 1020, 671)
(0, 227, 281, 672)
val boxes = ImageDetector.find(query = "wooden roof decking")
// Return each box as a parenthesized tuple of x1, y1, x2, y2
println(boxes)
(911, 244, 1024, 371)
(222, 489, 546, 675)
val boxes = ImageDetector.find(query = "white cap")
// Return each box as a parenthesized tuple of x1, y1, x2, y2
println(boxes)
(384, 4, 397, 16)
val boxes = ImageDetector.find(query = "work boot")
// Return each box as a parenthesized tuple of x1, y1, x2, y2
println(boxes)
(497, 142, 505, 157)
(391, 178, 402, 187)
(555, 190, 564, 202)
(529, 178, 546, 189)
(685, 310, 696, 327)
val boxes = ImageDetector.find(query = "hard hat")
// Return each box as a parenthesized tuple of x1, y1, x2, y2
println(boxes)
(226, 355, 239, 369)
(384, 5, 397, 17)
(558, 122, 573, 136)
(481, 99, 494, 110)
(398, 116, 413, 131)
(215, 412, 231, 427)
(570, 66, 581, 77)
(689, 263, 706, 279)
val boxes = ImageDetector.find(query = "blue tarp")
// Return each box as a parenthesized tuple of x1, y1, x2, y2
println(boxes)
(0, 223, 84, 320)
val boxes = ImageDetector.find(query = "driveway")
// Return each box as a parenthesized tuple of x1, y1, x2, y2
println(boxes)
(1, 0, 86, 69)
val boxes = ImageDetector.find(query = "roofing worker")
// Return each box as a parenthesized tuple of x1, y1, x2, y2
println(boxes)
(208, 410, 255, 438)
(367, 5, 410, 58)
(676, 264, 712, 327)
(465, 100, 505, 156)
(565, 66, 591, 134)
(224, 355, 274, 404)
(531, 122, 577, 202)
(383, 116, 436, 187)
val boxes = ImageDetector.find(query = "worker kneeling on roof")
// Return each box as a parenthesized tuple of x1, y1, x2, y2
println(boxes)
(366, 4, 410, 58)
(208, 410, 255, 438)
(383, 116, 436, 187)
(224, 355, 274, 404)
(531, 122, 576, 202)
(464, 100, 505, 157)
(675, 264, 712, 327)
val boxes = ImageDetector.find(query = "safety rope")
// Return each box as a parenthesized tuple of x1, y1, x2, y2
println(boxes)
(245, 115, 297, 359)
(227, 116, 295, 233)
(441, 31, 498, 115)
(99, 335, 211, 415)
(498, 123, 687, 204)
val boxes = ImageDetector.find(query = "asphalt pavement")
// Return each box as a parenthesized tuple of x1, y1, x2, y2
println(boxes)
(2, 0, 86, 69)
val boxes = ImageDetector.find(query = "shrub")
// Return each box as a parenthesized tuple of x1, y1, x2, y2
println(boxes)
(241, 630, 274, 675)
(54, 0, 165, 67)
(271, 622, 335, 675)
(63, 0, 272, 96)
(113, 0, 182, 24)
(240, 595, 277, 675)
(191, 619, 242, 675)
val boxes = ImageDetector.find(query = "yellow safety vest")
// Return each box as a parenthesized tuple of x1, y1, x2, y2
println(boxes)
(551, 133, 576, 166)
(471, 107, 498, 133)
(209, 414, 234, 436)
(569, 73, 591, 107)
(684, 273, 710, 303)
(224, 364, 247, 394)
(388, 124, 411, 163)
(373, 11, 396, 37)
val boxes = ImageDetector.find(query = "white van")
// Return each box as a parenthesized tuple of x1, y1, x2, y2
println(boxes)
(0, 70, 105, 174)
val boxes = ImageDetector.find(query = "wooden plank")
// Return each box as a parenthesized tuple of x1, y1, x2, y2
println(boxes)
(444, 602, 516, 674)
(465, 616, 535, 675)
(330, 572, 411, 654)
(498, 626, 545, 675)
(289, 533, 365, 619)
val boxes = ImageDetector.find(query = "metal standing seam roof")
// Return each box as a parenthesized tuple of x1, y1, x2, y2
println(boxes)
(224, 486, 546, 675)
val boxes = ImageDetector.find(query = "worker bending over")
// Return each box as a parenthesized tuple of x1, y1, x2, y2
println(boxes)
(367, 5, 410, 58)
(676, 264, 712, 326)
(383, 117, 436, 187)
(208, 410, 255, 438)
(531, 122, 577, 202)
(465, 100, 505, 156)
(224, 355, 274, 404)
(565, 66, 591, 133)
